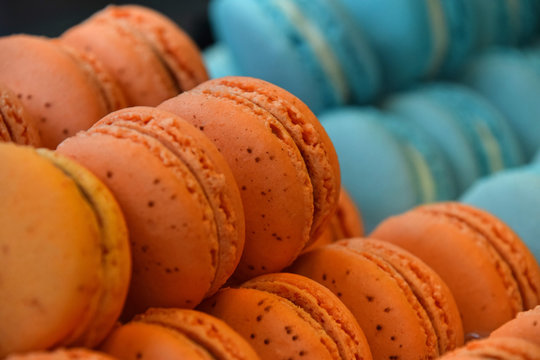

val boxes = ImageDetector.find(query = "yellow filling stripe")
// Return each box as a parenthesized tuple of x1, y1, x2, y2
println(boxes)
(273, 0, 349, 102)
(425, 0, 448, 77)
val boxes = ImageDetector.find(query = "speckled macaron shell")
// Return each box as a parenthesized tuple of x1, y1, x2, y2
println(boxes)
(101, 308, 260, 360)
(0, 84, 41, 146)
(0, 35, 123, 148)
(199, 272, 372, 360)
(490, 306, 540, 346)
(289, 238, 458, 359)
(190, 76, 340, 242)
(91, 5, 208, 93)
(6, 348, 118, 360)
(92, 106, 245, 296)
(61, 13, 176, 106)
(371, 202, 540, 336)
(0, 143, 130, 357)
(339, 238, 465, 354)
(439, 337, 540, 360)
(56, 119, 218, 316)
(159, 79, 314, 281)
(36, 149, 131, 348)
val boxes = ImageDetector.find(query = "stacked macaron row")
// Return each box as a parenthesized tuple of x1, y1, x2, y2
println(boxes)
(284, 202, 540, 358)
(0, 4, 208, 149)
(1, 74, 347, 358)
(204, 0, 540, 113)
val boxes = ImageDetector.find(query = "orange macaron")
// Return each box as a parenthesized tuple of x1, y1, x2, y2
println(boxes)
(199, 272, 372, 360)
(490, 306, 540, 346)
(56, 106, 244, 316)
(438, 337, 540, 359)
(289, 238, 464, 359)
(0, 84, 41, 146)
(61, 4, 208, 106)
(101, 308, 260, 360)
(370, 202, 540, 337)
(0, 35, 126, 148)
(0, 143, 131, 357)
(6, 349, 118, 360)
(159, 76, 341, 281)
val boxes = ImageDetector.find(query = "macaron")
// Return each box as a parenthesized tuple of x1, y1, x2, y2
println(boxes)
(199, 272, 372, 360)
(385, 82, 524, 193)
(159, 76, 341, 281)
(490, 306, 540, 346)
(0, 84, 41, 146)
(56, 106, 244, 317)
(335, 0, 443, 90)
(289, 238, 464, 359)
(0, 143, 131, 357)
(61, 4, 208, 106)
(0, 34, 126, 148)
(438, 337, 540, 360)
(6, 349, 117, 360)
(460, 48, 540, 160)
(208, 0, 381, 113)
(100, 308, 260, 360)
(371, 202, 540, 337)
(460, 164, 540, 263)
(319, 106, 455, 232)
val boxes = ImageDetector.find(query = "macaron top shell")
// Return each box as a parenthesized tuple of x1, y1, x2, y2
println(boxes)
(371, 202, 540, 336)
(439, 337, 540, 360)
(6, 349, 118, 360)
(102, 308, 260, 360)
(0, 143, 130, 356)
(490, 306, 540, 346)
(0, 84, 41, 146)
(0, 35, 122, 148)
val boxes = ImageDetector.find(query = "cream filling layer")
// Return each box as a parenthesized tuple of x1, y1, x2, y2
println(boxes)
(272, 0, 349, 102)
(474, 120, 504, 173)
(404, 144, 437, 203)
(425, 0, 448, 77)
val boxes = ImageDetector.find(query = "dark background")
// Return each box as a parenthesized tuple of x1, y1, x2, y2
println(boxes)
(0, 0, 214, 50)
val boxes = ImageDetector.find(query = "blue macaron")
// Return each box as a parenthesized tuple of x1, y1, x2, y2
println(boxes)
(384, 82, 524, 193)
(460, 47, 540, 160)
(461, 164, 540, 263)
(319, 106, 455, 232)
(203, 42, 242, 79)
(208, 0, 381, 114)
